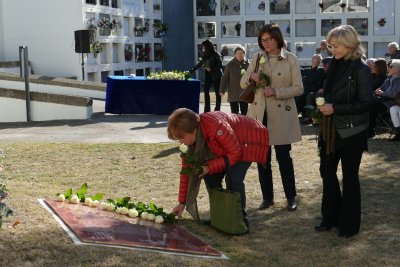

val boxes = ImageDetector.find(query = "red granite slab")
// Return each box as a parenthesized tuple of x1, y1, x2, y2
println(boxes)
(44, 198, 222, 257)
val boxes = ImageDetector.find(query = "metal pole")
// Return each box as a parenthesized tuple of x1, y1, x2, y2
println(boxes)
(20, 46, 31, 121)
(81, 53, 85, 81)
(18, 46, 23, 78)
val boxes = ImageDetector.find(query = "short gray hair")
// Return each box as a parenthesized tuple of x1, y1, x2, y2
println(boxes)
(390, 59, 400, 69)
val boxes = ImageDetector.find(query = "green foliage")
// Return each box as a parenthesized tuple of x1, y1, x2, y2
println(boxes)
(180, 152, 203, 176)
(255, 70, 271, 91)
(57, 183, 103, 203)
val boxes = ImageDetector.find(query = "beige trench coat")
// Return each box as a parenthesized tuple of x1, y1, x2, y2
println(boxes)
(240, 49, 303, 145)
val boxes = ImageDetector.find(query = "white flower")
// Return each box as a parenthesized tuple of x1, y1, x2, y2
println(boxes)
(141, 211, 149, 220)
(155, 215, 164, 224)
(70, 194, 80, 204)
(128, 209, 139, 218)
(90, 200, 99, 207)
(240, 69, 245, 75)
(316, 97, 325, 107)
(107, 203, 116, 211)
(147, 213, 156, 221)
(100, 202, 109, 210)
(179, 143, 188, 153)
(116, 207, 129, 215)
(259, 56, 266, 64)
(57, 194, 65, 202)
(85, 197, 92, 206)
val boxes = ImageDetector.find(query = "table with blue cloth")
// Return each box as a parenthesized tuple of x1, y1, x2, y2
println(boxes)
(105, 76, 200, 115)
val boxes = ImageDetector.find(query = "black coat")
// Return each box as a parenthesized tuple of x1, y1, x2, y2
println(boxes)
(325, 58, 373, 132)
(191, 51, 223, 80)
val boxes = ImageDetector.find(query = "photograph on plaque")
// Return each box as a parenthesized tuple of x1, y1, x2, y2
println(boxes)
(245, 0, 266, 15)
(134, 17, 144, 37)
(294, 42, 316, 59)
(196, 0, 217, 16)
(295, 0, 316, 14)
(269, 0, 291, 15)
(320, 0, 341, 13)
(347, 0, 368, 12)
(221, 21, 242, 37)
(246, 20, 265, 37)
(271, 20, 290, 37)
(347, 18, 368, 36)
(373, 0, 395, 36)
(295, 19, 316, 37)
(99, 14, 111, 36)
(135, 43, 144, 62)
(245, 43, 260, 59)
(220, 0, 241, 15)
(361, 41, 368, 58)
(321, 19, 341, 37)
(198, 22, 216, 38)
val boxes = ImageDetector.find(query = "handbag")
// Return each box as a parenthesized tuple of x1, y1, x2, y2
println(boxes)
(239, 53, 262, 104)
(209, 158, 248, 235)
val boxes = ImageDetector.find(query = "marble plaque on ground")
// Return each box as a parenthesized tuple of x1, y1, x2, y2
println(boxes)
(40, 198, 225, 259)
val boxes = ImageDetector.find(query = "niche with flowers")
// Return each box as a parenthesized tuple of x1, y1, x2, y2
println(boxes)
(196, 0, 216, 16)
(221, 0, 240, 16)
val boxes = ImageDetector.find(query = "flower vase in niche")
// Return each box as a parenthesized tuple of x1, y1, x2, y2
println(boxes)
(378, 18, 386, 27)
(258, 1, 265, 11)
(235, 23, 241, 36)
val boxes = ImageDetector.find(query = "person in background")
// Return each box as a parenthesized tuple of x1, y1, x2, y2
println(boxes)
(367, 59, 400, 138)
(387, 42, 400, 59)
(315, 25, 372, 238)
(240, 23, 303, 211)
(190, 39, 223, 113)
(321, 56, 332, 72)
(168, 108, 269, 232)
(220, 46, 250, 115)
(297, 54, 326, 124)
(389, 91, 400, 142)
(366, 58, 376, 70)
(316, 40, 332, 59)
(371, 58, 388, 91)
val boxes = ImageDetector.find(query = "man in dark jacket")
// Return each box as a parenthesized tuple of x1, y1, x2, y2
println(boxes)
(388, 42, 400, 59)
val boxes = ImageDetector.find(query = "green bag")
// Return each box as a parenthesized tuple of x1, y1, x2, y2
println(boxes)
(209, 158, 248, 235)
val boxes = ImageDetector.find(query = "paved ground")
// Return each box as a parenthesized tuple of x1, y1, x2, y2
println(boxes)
(0, 100, 231, 143)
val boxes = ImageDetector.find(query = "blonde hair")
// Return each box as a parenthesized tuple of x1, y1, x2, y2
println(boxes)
(167, 108, 200, 140)
(326, 25, 364, 60)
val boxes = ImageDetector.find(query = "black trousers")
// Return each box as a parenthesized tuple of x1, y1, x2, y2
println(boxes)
(204, 74, 221, 112)
(230, 101, 248, 115)
(257, 144, 297, 201)
(319, 131, 365, 235)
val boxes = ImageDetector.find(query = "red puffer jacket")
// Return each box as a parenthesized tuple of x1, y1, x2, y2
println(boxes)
(178, 111, 269, 203)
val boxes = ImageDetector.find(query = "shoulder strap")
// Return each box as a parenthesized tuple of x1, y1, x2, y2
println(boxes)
(223, 157, 233, 189)
(254, 53, 262, 73)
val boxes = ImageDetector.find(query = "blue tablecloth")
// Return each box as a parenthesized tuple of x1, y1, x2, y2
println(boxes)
(105, 76, 200, 115)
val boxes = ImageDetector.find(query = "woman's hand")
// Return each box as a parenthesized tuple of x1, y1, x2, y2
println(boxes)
(318, 103, 334, 115)
(375, 88, 383, 96)
(220, 92, 225, 96)
(263, 86, 276, 97)
(172, 203, 185, 218)
(250, 72, 260, 83)
(199, 165, 209, 177)
(205, 67, 211, 72)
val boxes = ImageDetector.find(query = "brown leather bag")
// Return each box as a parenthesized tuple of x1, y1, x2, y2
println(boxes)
(239, 54, 262, 104)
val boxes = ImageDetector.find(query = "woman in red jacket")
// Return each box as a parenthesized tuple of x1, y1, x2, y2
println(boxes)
(167, 108, 269, 229)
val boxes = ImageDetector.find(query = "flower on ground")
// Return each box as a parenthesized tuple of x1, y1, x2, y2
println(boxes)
(70, 194, 80, 204)
(85, 197, 93, 206)
(316, 97, 325, 106)
(141, 211, 149, 220)
(116, 207, 129, 215)
(90, 200, 99, 207)
(147, 213, 156, 221)
(128, 209, 139, 218)
(179, 144, 188, 153)
(57, 194, 65, 202)
(259, 56, 266, 64)
(155, 215, 164, 224)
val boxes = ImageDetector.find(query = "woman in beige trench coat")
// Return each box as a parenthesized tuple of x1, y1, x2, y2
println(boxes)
(240, 23, 303, 211)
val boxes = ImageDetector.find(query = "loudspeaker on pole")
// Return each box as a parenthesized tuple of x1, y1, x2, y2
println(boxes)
(74, 30, 90, 53)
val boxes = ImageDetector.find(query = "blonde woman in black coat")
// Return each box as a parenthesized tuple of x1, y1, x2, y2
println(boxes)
(315, 25, 372, 238)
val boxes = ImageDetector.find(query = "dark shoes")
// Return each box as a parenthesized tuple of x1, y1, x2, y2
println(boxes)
(301, 117, 312, 124)
(389, 134, 400, 142)
(258, 199, 274, 210)
(314, 224, 333, 231)
(337, 232, 357, 238)
(287, 197, 297, 211)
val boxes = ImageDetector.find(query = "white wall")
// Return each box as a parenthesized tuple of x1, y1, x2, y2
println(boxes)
(2, 0, 83, 78)
(0, 97, 92, 122)
(0, 0, 5, 61)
